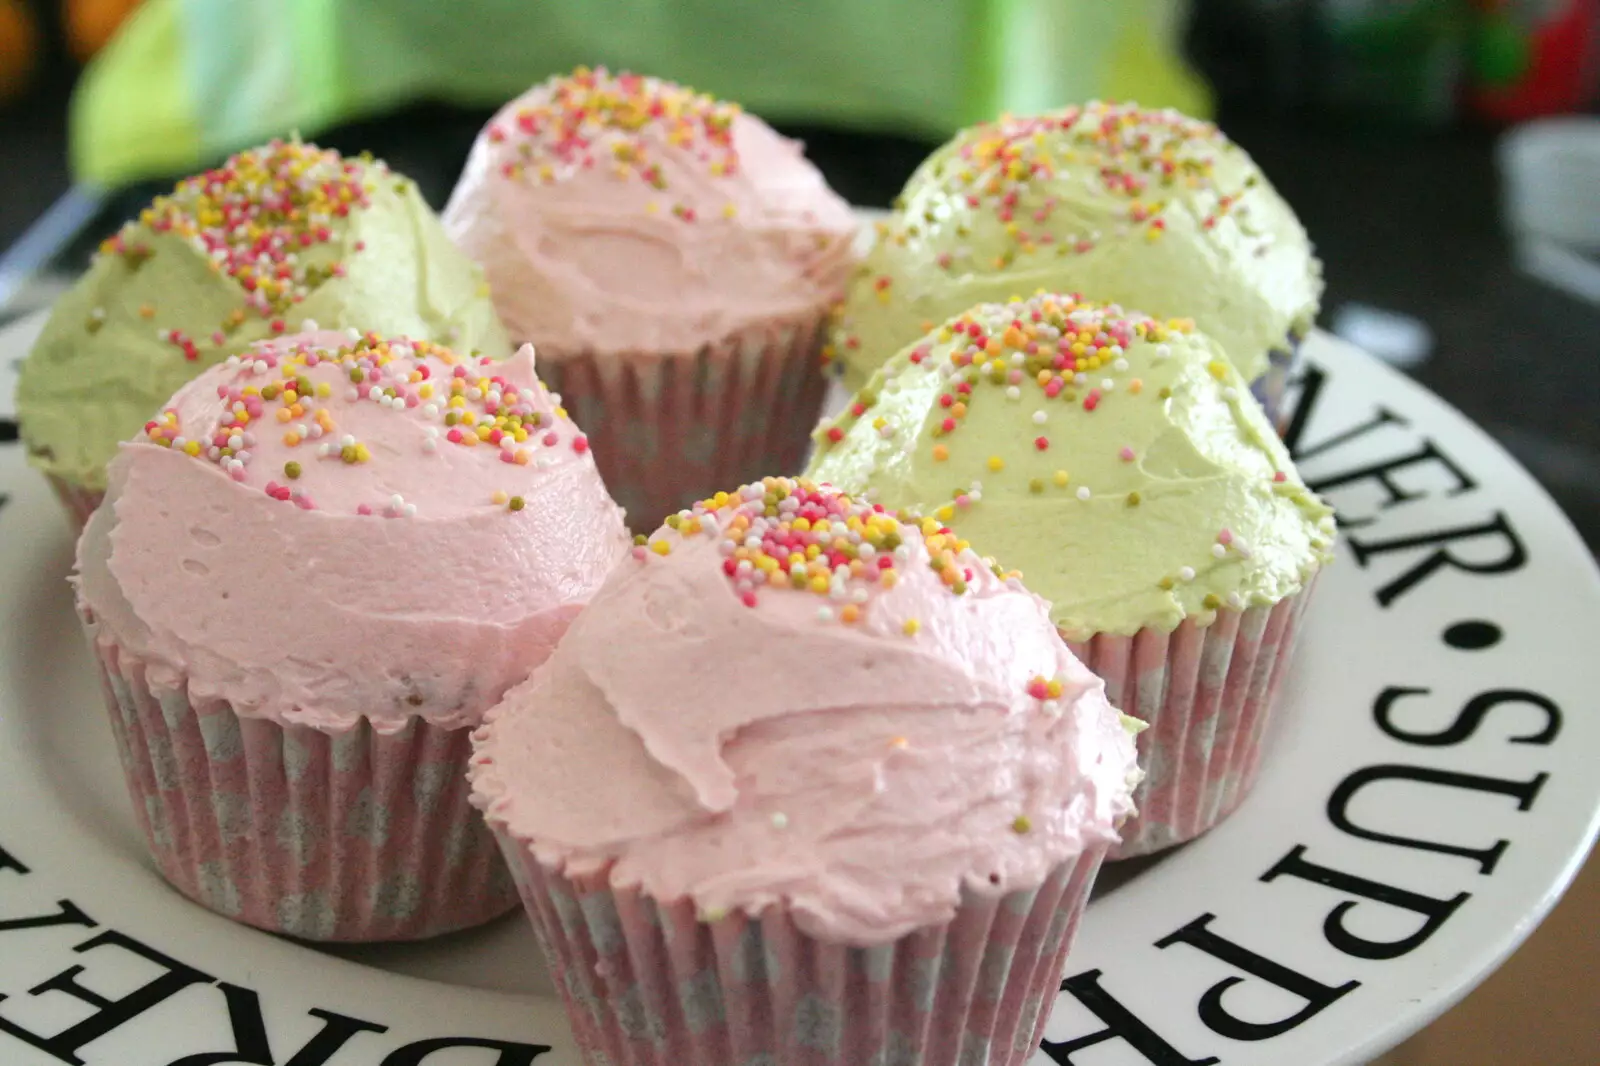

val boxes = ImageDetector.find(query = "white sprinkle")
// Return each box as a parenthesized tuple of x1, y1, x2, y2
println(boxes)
(403, 503, 417, 518)
(1155, 344, 1172, 361)
(307, 424, 324, 438)
(744, 536, 762, 551)
(225, 355, 241, 368)
(1101, 378, 1115, 391)
(771, 812, 789, 829)
(851, 588, 870, 604)
(1011, 352, 1026, 365)
(1074, 372, 1088, 386)
(300, 319, 319, 332)
(422, 438, 438, 453)
(346, 389, 359, 402)
(422, 403, 439, 419)
(317, 443, 332, 458)
(1223, 387, 1239, 402)
(1076, 487, 1091, 501)
(717, 538, 736, 556)
(700, 514, 719, 535)
(341, 435, 356, 448)
(1179, 566, 1196, 582)
(1212, 544, 1228, 558)
(1113, 358, 1130, 372)
(1227, 592, 1244, 610)
(252, 360, 270, 374)
(1005, 386, 1021, 401)
(1032, 410, 1047, 425)
(736, 560, 753, 576)
(233, 449, 251, 464)
(345, 328, 362, 342)
(817, 607, 834, 623)
(293, 424, 308, 437)
(424, 425, 439, 438)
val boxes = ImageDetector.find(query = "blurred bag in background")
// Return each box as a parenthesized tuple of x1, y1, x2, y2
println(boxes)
(65, 0, 1211, 187)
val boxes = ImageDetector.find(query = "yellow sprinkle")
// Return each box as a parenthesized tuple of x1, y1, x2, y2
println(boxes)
(1207, 360, 1228, 380)
(492, 490, 508, 505)
(1012, 815, 1032, 834)
(935, 505, 955, 522)
(650, 540, 671, 556)
(808, 575, 829, 594)
(1046, 679, 1064, 699)
(987, 455, 1004, 472)
(1053, 470, 1070, 487)
(903, 618, 921, 636)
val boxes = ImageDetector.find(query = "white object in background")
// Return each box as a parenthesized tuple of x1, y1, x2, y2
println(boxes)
(1330, 303, 1434, 369)
(1499, 117, 1600, 307)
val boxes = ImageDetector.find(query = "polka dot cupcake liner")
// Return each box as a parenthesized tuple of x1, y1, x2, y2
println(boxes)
(46, 475, 104, 532)
(87, 631, 517, 941)
(541, 315, 829, 531)
(1065, 577, 1319, 860)
(495, 837, 1106, 1066)
(1250, 337, 1303, 436)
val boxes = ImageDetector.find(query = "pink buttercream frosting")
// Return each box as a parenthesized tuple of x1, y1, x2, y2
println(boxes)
(74, 329, 631, 733)
(470, 478, 1140, 945)
(442, 67, 858, 357)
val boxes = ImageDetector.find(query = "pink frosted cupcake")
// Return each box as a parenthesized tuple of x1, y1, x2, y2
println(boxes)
(470, 477, 1140, 1066)
(444, 67, 858, 528)
(75, 330, 630, 941)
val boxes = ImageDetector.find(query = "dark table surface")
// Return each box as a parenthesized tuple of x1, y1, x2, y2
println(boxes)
(3, 87, 1598, 553)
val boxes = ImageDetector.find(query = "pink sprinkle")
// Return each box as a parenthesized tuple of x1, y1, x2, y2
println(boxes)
(542, 432, 559, 447)
(572, 435, 589, 454)
(1119, 446, 1136, 461)
(357, 504, 373, 515)
(1273, 471, 1288, 483)
(632, 545, 649, 561)
(1218, 529, 1234, 545)
(1008, 369, 1024, 385)
(1044, 379, 1064, 399)
(229, 466, 247, 482)
(446, 428, 464, 444)
(741, 591, 759, 608)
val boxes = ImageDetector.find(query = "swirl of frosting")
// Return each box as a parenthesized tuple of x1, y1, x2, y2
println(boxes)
(809, 293, 1335, 640)
(443, 66, 857, 356)
(18, 139, 508, 492)
(74, 330, 631, 732)
(470, 477, 1139, 945)
(829, 101, 1321, 392)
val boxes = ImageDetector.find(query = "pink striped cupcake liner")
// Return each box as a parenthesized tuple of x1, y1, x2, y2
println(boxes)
(89, 633, 516, 941)
(541, 315, 829, 531)
(47, 475, 103, 532)
(1065, 579, 1318, 860)
(494, 837, 1107, 1066)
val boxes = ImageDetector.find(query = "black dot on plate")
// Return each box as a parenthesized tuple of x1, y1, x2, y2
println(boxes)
(0, 419, 17, 444)
(1443, 620, 1502, 651)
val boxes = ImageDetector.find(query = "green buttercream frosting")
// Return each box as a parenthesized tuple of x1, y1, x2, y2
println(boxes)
(808, 293, 1335, 640)
(827, 102, 1322, 394)
(16, 140, 510, 492)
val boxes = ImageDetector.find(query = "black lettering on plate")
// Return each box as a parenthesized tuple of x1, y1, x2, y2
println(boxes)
(1155, 914, 1358, 1041)
(380, 1037, 553, 1065)
(0, 898, 96, 935)
(165, 982, 387, 1066)
(1261, 845, 1468, 960)
(0, 418, 16, 444)
(1283, 365, 1406, 463)
(1306, 440, 1477, 530)
(1328, 764, 1548, 875)
(1375, 686, 1561, 748)
(0, 844, 28, 876)
(1346, 512, 1528, 608)
(1041, 970, 1220, 1065)
(0, 929, 212, 1064)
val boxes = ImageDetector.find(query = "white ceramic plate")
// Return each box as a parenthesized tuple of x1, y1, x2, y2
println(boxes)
(1, 310, 1596, 1066)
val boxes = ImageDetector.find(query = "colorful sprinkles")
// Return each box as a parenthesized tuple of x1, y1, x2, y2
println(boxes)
(633, 476, 1006, 625)
(141, 333, 586, 515)
(97, 140, 383, 359)
(816, 292, 1313, 603)
(488, 66, 740, 220)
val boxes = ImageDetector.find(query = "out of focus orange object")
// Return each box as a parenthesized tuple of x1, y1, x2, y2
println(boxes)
(0, 0, 39, 102)
(64, 0, 142, 62)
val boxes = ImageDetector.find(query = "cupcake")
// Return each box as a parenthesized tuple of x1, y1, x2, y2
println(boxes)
(16, 139, 510, 528)
(443, 67, 857, 528)
(827, 102, 1321, 428)
(469, 476, 1140, 1066)
(75, 331, 629, 940)
(809, 293, 1334, 857)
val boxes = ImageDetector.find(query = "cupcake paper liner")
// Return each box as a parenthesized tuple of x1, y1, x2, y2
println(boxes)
(1065, 580, 1317, 860)
(543, 316, 828, 530)
(47, 475, 103, 532)
(90, 633, 516, 941)
(496, 835, 1108, 1066)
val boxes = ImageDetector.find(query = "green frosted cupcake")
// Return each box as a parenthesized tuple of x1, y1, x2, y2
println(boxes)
(809, 292, 1334, 856)
(825, 102, 1321, 425)
(16, 139, 510, 525)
